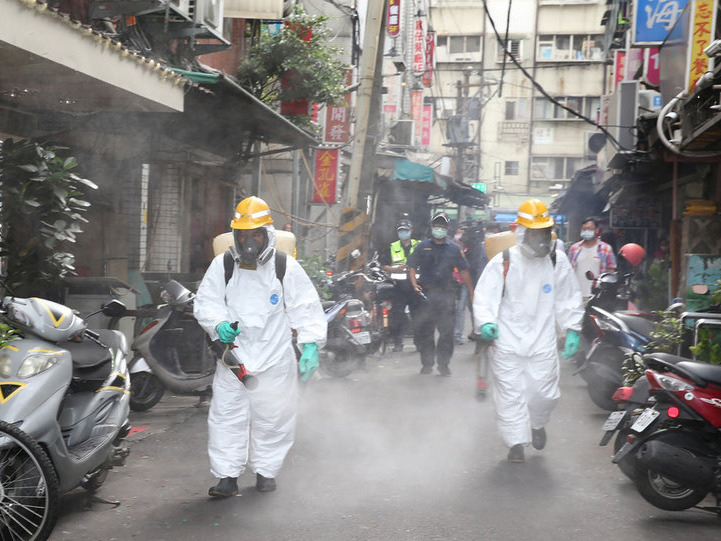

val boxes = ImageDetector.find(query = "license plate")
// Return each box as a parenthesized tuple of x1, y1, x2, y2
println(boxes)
(353, 331, 371, 345)
(631, 408, 659, 433)
(602, 410, 626, 432)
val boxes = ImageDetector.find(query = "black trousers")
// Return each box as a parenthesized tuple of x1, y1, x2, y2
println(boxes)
(388, 285, 416, 346)
(413, 288, 455, 368)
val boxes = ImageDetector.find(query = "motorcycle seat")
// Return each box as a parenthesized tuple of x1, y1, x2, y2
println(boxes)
(615, 312, 657, 338)
(62, 329, 123, 368)
(676, 361, 721, 387)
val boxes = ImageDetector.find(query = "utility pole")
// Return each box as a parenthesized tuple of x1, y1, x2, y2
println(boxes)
(346, 0, 386, 209)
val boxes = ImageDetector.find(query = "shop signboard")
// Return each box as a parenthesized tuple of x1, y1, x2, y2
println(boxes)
(312, 149, 339, 204)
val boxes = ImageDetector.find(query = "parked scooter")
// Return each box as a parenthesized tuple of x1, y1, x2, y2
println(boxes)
(128, 279, 215, 411)
(611, 352, 721, 514)
(328, 252, 395, 357)
(0, 296, 131, 540)
(576, 304, 658, 410)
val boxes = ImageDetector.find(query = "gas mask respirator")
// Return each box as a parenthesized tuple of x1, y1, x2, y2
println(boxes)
(521, 227, 553, 258)
(234, 229, 267, 266)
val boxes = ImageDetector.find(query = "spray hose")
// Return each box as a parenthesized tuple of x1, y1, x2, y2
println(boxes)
(221, 322, 259, 390)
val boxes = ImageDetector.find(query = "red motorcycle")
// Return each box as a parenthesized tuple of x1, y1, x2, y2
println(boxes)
(612, 352, 721, 514)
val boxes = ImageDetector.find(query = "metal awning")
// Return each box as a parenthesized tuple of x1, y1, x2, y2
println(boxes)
(0, 0, 185, 115)
(180, 74, 318, 157)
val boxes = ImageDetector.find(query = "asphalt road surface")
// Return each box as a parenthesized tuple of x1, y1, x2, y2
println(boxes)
(49, 342, 721, 540)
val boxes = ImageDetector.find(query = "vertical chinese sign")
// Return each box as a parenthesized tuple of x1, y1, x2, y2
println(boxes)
(387, 0, 401, 37)
(413, 20, 425, 74)
(323, 69, 353, 144)
(313, 149, 339, 204)
(421, 104, 432, 147)
(410, 91, 423, 143)
(422, 30, 435, 88)
(686, 0, 715, 92)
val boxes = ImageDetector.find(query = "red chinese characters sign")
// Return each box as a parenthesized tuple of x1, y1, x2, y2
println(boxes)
(323, 69, 353, 144)
(386, 0, 401, 38)
(411, 91, 423, 141)
(312, 149, 339, 204)
(687, 0, 715, 91)
(421, 30, 435, 88)
(413, 20, 425, 74)
(421, 104, 432, 147)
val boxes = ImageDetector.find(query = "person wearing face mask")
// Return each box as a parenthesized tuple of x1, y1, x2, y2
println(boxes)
(567, 216, 617, 302)
(380, 219, 420, 352)
(407, 212, 474, 376)
(193, 196, 326, 498)
(473, 199, 583, 463)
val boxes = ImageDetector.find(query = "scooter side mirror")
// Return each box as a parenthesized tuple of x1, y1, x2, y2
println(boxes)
(101, 299, 127, 318)
(585, 270, 595, 281)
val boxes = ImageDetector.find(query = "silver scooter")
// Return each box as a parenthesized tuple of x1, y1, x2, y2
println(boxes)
(128, 280, 215, 411)
(0, 296, 131, 541)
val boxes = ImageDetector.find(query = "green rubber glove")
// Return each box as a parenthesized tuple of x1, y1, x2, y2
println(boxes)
(216, 321, 241, 344)
(480, 323, 499, 341)
(562, 329, 580, 359)
(299, 343, 319, 382)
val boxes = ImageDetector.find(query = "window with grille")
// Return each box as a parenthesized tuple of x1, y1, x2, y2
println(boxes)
(533, 96, 600, 120)
(505, 161, 519, 175)
(496, 38, 522, 62)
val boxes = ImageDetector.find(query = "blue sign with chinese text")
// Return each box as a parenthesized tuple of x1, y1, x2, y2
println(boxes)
(633, 0, 689, 45)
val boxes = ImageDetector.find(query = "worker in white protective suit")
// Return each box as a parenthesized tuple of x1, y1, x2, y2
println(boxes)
(194, 196, 326, 497)
(472, 199, 583, 463)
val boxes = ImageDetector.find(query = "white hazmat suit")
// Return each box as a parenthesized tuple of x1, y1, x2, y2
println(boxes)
(194, 226, 326, 480)
(472, 227, 583, 448)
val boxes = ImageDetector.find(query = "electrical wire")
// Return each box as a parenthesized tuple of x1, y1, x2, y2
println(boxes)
(481, 0, 628, 152)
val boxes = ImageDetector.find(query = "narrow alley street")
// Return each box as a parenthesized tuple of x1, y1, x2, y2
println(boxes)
(49, 343, 720, 540)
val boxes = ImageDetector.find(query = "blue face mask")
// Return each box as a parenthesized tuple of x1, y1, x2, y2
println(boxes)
(580, 230, 595, 241)
(431, 227, 447, 240)
(398, 230, 411, 241)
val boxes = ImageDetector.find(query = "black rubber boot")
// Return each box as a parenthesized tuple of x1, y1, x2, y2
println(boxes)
(507, 444, 525, 463)
(208, 477, 238, 498)
(256, 473, 276, 492)
(532, 427, 547, 450)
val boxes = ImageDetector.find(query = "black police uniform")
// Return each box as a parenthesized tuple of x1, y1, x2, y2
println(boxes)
(379, 240, 419, 350)
(408, 236, 469, 371)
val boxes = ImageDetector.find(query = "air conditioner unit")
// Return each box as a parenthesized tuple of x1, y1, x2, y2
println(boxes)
(389, 120, 414, 146)
(585, 131, 607, 157)
(638, 90, 662, 113)
(196, 0, 223, 33)
(169, 0, 192, 19)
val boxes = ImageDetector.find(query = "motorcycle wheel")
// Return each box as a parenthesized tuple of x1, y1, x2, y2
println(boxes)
(0, 420, 59, 541)
(319, 348, 358, 378)
(585, 345, 624, 411)
(129, 372, 166, 412)
(633, 432, 709, 511)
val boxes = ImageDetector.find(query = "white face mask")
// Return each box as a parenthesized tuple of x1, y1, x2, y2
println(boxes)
(580, 230, 595, 241)
(398, 230, 411, 241)
(431, 227, 447, 240)
(454, 233, 462, 241)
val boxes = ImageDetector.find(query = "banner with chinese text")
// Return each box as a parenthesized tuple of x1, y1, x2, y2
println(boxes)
(312, 149, 339, 204)
(422, 30, 435, 88)
(387, 0, 401, 37)
(686, 0, 715, 92)
(413, 20, 425, 74)
(410, 91, 423, 142)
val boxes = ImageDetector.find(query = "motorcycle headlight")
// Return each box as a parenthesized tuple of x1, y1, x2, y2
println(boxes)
(655, 373, 694, 392)
(17, 354, 59, 378)
(0, 353, 12, 378)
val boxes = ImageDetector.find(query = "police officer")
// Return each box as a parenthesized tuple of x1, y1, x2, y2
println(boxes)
(380, 219, 419, 352)
(408, 212, 474, 376)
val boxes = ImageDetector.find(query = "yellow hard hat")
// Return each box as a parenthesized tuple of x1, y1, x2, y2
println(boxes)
(230, 196, 273, 230)
(517, 198, 554, 229)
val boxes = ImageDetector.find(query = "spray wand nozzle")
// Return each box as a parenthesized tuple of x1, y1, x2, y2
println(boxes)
(221, 322, 259, 390)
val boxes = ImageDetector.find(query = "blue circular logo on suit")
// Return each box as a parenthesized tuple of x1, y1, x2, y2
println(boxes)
(543, 284, 552, 294)
(270, 293, 280, 305)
